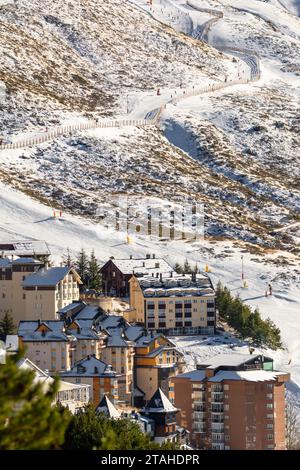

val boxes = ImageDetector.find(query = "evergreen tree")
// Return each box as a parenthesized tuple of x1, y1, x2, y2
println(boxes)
(0, 355, 71, 449)
(174, 263, 183, 274)
(75, 249, 89, 285)
(62, 248, 75, 268)
(64, 405, 179, 450)
(0, 312, 15, 341)
(88, 250, 102, 292)
(183, 259, 192, 274)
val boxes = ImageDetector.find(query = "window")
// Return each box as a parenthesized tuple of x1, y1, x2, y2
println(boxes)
(2, 293, 5, 299)
(175, 321, 183, 327)
(225, 435, 230, 441)
(23, 293, 26, 299)
(224, 385, 229, 391)
(266, 404, 273, 409)
(193, 299, 197, 304)
(184, 311, 192, 318)
(35, 351, 40, 356)
(112, 271, 116, 277)
(148, 322, 155, 328)
(147, 303, 155, 310)
(267, 434, 274, 440)
(185, 321, 192, 327)
(267, 384, 273, 389)
(266, 393, 273, 399)
(175, 311, 183, 318)
(267, 414, 273, 419)
(266, 424, 273, 429)
(159, 322, 166, 328)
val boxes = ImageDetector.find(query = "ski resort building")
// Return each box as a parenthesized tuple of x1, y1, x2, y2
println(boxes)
(100, 255, 173, 297)
(128, 272, 216, 335)
(0, 258, 82, 322)
(134, 333, 185, 402)
(169, 353, 290, 450)
(0, 240, 51, 261)
(60, 355, 119, 406)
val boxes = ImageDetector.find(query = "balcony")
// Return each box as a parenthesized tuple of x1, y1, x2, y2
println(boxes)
(211, 392, 224, 403)
(192, 391, 205, 401)
(193, 411, 206, 422)
(212, 443, 225, 450)
(211, 423, 225, 433)
(193, 403, 205, 412)
(211, 405, 224, 413)
(193, 423, 206, 433)
(212, 433, 225, 443)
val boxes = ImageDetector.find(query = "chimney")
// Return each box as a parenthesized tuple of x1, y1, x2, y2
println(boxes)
(146, 254, 151, 259)
(156, 273, 159, 278)
(160, 273, 162, 281)
(130, 255, 133, 260)
(152, 273, 154, 277)
(152, 254, 156, 259)
(142, 261, 145, 267)
(170, 271, 173, 277)
(87, 355, 90, 360)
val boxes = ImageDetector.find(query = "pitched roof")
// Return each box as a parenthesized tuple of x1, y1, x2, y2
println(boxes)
(23, 266, 81, 287)
(96, 395, 121, 419)
(60, 356, 116, 377)
(18, 321, 70, 342)
(199, 353, 272, 369)
(103, 257, 173, 275)
(144, 388, 178, 413)
(0, 240, 50, 256)
(0, 257, 42, 268)
(208, 370, 286, 382)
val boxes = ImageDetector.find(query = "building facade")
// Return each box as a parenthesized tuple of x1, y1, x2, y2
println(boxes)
(169, 353, 290, 450)
(100, 255, 173, 297)
(134, 333, 185, 402)
(0, 258, 81, 323)
(60, 355, 119, 406)
(129, 272, 216, 335)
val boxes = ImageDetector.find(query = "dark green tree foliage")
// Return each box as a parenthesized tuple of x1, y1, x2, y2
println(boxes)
(88, 250, 102, 291)
(0, 355, 71, 450)
(62, 247, 75, 268)
(0, 312, 15, 341)
(216, 282, 282, 350)
(75, 248, 89, 285)
(64, 404, 180, 450)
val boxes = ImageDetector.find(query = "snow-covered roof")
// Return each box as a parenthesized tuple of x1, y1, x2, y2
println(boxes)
(60, 356, 116, 377)
(103, 257, 173, 275)
(96, 395, 121, 419)
(18, 321, 70, 342)
(138, 273, 214, 298)
(23, 266, 80, 287)
(100, 315, 126, 329)
(124, 325, 145, 342)
(0, 257, 42, 268)
(74, 304, 100, 320)
(66, 320, 99, 340)
(0, 240, 50, 257)
(200, 353, 271, 369)
(174, 369, 207, 381)
(208, 370, 286, 383)
(144, 388, 178, 413)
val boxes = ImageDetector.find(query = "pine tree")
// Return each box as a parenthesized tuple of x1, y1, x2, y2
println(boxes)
(62, 248, 75, 268)
(183, 259, 192, 274)
(0, 354, 71, 449)
(174, 263, 183, 274)
(0, 312, 15, 341)
(75, 249, 89, 285)
(88, 250, 102, 292)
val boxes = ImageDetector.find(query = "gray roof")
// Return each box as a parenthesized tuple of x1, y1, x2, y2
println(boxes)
(0, 240, 50, 256)
(96, 395, 121, 418)
(104, 257, 173, 275)
(23, 266, 76, 287)
(175, 369, 206, 381)
(199, 353, 268, 369)
(208, 370, 285, 383)
(59, 302, 82, 314)
(18, 321, 70, 342)
(124, 325, 145, 342)
(60, 356, 116, 377)
(144, 388, 178, 413)
(0, 257, 42, 268)
(138, 273, 215, 298)
(66, 320, 99, 340)
(74, 304, 100, 320)
(100, 315, 126, 329)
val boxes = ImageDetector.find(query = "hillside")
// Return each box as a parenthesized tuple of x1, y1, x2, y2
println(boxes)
(0, 0, 299, 254)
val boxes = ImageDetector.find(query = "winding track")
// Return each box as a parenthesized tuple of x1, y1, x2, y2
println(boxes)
(0, 0, 261, 151)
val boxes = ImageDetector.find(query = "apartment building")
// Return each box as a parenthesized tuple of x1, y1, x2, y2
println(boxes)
(23, 266, 81, 320)
(134, 333, 185, 402)
(0, 257, 43, 321)
(101, 331, 135, 406)
(100, 255, 173, 297)
(60, 355, 119, 406)
(129, 272, 216, 335)
(0, 257, 82, 322)
(65, 319, 106, 363)
(18, 320, 76, 372)
(169, 353, 290, 450)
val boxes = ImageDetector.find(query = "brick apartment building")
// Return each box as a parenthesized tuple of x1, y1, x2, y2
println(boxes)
(169, 353, 290, 450)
